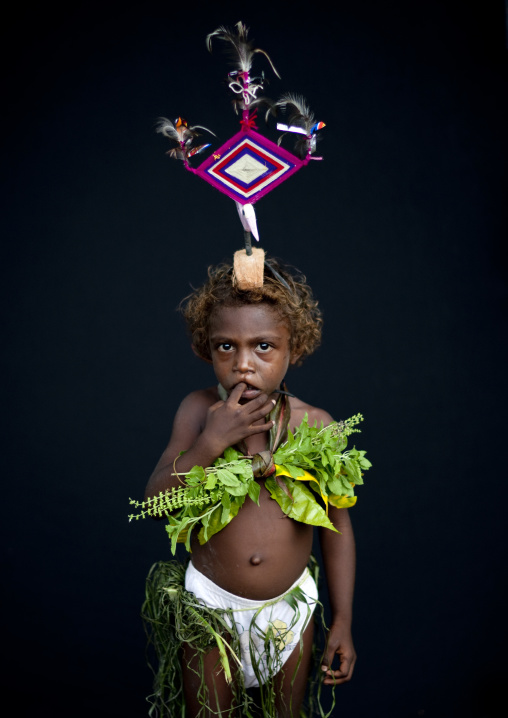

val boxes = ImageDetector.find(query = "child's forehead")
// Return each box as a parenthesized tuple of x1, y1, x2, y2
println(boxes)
(209, 303, 289, 333)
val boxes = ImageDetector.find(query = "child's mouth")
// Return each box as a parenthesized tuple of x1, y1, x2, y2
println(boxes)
(238, 383, 261, 400)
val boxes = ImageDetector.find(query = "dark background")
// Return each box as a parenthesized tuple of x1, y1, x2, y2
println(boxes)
(2, 1, 507, 716)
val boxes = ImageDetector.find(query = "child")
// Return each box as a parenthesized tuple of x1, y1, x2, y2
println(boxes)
(144, 259, 357, 717)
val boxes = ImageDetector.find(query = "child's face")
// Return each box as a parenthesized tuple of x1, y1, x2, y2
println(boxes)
(208, 303, 298, 401)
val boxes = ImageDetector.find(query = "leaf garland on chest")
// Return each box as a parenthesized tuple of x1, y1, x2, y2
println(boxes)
(129, 414, 371, 555)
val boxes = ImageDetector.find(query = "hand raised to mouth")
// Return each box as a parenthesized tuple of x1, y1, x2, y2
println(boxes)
(203, 382, 276, 456)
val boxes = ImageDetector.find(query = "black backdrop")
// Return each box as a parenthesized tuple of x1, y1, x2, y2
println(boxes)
(2, 2, 507, 716)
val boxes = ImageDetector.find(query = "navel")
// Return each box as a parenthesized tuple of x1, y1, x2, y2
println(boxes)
(249, 554, 263, 566)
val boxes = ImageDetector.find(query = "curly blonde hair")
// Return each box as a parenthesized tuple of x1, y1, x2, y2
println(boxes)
(181, 258, 322, 365)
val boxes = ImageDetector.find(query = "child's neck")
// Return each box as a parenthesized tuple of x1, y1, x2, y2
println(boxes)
(244, 431, 269, 456)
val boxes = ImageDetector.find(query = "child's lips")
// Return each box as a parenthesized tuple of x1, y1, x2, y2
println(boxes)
(235, 382, 262, 400)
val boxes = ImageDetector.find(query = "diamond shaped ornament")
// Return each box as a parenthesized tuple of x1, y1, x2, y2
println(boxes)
(190, 128, 308, 205)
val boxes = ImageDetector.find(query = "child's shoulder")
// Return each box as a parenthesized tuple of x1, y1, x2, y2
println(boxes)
(177, 386, 220, 416)
(289, 395, 334, 431)
(172, 386, 221, 433)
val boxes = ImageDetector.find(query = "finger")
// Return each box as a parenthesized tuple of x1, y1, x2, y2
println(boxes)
(345, 652, 356, 679)
(323, 668, 353, 685)
(227, 383, 247, 403)
(338, 647, 356, 677)
(321, 655, 356, 684)
(248, 420, 275, 435)
(338, 652, 352, 675)
(243, 391, 271, 412)
(322, 665, 350, 683)
(321, 644, 339, 674)
(248, 398, 276, 421)
(323, 673, 350, 685)
(321, 668, 340, 684)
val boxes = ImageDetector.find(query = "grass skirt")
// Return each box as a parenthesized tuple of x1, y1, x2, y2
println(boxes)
(142, 558, 335, 717)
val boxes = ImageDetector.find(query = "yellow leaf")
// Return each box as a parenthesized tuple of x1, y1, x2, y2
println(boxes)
(177, 527, 189, 543)
(274, 466, 357, 512)
(275, 465, 329, 513)
(328, 494, 357, 509)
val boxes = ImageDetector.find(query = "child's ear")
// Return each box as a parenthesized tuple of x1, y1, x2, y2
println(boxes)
(290, 352, 302, 366)
(191, 344, 213, 364)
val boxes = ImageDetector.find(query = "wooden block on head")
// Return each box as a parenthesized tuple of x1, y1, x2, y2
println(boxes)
(233, 247, 265, 290)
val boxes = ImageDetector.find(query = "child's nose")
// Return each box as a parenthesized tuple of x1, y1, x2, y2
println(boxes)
(234, 349, 253, 373)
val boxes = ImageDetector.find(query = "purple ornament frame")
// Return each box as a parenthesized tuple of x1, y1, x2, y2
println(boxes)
(186, 127, 310, 206)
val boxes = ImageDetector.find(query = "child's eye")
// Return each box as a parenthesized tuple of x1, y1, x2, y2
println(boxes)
(218, 343, 233, 352)
(257, 343, 272, 353)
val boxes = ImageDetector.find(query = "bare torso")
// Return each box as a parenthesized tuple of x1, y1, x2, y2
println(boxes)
(189, 390, 325, 599)
(190, 479, 314, 599)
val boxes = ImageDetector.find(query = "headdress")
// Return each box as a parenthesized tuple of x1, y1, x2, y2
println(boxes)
(156, 21, 325, 289)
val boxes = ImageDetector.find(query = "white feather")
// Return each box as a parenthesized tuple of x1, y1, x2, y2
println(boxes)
(236, 202, 259, 241)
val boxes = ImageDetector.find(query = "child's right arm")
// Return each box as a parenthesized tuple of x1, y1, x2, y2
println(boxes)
(144, 382, 275, 500)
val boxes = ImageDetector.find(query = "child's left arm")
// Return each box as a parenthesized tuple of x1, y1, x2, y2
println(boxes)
(319, 507, 357, 685)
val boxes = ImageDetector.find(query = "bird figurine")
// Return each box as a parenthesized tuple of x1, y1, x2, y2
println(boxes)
(156, 117, 215, 163)
(206, 22, 279, 116)
(269, 94, 325, 159)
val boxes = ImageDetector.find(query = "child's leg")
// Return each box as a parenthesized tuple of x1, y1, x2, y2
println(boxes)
(182, 642, 236, 717)
(274, 619, 314, 718)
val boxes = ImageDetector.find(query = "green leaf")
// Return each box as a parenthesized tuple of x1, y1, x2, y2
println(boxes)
(299, 455, 315, 468)
(221, 493, 231, 524)
(337, 473, 353, 492)
(198, 496, 246, 544)
(247, 480, 261, 505)
(287, 585, 309, 604)
(356, 450, 372, 469)
(285, 480, 337, 531)
(326, 475, 344, 495)
(225, 482, 249, 496)
(273, 449, 290, 464)
(186, 465, 206, 483)
(228, 462, 252, 477)
(299, 438, 313, 454)
(171, 516, 191, 554)
(199, 506, 218, 543)
(165, 523, 177, 540)
(344, 457, 361, 483)
(285, 464, 306, 479)
(337, 437, 348, 452)
(325, 449, 336, 466)
(265, 477, 337, 531)
(215, 469, 241, 487)
(297, 418, 309, 441)
(283, 592, 300, 610)
(205, 473, 217, 490)
(305, 480, 322, 498)
(184, 525, 194, 552)
(224, 447, 240, 463)
(265, 477, 294, 515)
